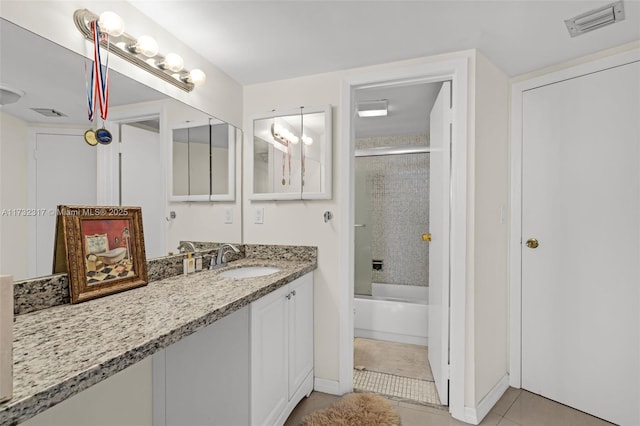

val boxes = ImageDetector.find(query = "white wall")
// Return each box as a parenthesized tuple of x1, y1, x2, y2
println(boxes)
(244, 73, 342, 380)
(243, 51, 511, 412)
(472, 52, 510, 405)
(0, 112, 28, 280)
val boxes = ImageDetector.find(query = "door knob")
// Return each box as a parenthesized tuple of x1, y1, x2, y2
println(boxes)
(422, 233, 432, 241)
(526, 238, 539, 249)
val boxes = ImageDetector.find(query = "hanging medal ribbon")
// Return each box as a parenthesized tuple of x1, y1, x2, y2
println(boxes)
(84, 20, 113, 145)
(83, 58, 98, 146)
(92, 20, 109, 122)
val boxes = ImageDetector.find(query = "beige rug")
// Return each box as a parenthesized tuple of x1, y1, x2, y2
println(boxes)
(354, 337, 433, 381)
(301, 393, 401, 426)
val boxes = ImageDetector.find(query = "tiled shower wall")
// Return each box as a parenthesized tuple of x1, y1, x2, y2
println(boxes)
(355, 134, 429, 288)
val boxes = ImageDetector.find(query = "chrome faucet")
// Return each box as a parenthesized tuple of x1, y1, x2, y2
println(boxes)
(177, 241, 196, 254)
(212, 243, 240, 269)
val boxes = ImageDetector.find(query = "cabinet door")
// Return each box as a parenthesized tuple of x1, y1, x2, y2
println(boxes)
(163, 307, 250, 426)
(251, 284, 289, 426)
(288, 274, 314, 399)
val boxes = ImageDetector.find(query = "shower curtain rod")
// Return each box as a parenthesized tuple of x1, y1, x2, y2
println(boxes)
(354, 145, 432, 157)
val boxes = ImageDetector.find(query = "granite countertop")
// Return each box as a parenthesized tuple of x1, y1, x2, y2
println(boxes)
(0, 257, 316, 425)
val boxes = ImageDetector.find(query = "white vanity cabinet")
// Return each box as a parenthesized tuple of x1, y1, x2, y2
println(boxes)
(250, 273, 314, 426)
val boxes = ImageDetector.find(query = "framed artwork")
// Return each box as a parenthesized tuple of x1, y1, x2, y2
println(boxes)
(53, 205, 148, 303)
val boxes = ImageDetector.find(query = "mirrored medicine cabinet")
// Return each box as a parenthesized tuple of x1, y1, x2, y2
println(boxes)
(250, 105, 332, 200)
(171, 119, 238, 201)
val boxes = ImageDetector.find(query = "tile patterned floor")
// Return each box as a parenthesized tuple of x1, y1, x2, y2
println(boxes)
(353, 369, 441, 406)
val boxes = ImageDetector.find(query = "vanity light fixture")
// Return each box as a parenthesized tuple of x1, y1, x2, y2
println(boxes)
(73, 9, 206, 92)
(357, 99, 388, 117)
(127, 35, 159, 57)
(271, 123, 299, 146)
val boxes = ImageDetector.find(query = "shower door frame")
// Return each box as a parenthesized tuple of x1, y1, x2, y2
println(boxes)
(339, 57, 469, 421)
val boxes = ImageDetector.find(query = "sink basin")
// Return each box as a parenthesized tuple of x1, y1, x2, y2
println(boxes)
(218, 266, 280, 279)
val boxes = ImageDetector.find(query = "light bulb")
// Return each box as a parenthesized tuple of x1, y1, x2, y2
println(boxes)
(159, 53, 184, 72)
(98, 11, 125, 37)
(129, 35, 159, 57)
(302, 135, 313, 146)
(188, 69, 206, 86)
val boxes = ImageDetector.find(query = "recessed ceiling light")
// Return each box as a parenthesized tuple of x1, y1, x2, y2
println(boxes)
(0, 85, 25, 106)
(565, 1, 625, 37)
(357, 100, 388, 118)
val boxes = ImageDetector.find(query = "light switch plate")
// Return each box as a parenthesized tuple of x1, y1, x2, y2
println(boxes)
(224, 207, 233, 224)
(254, 207, 264, 224)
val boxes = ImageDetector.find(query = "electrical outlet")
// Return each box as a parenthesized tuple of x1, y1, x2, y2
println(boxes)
(224, 207, 233, 224)
(254, 207, 264, 224)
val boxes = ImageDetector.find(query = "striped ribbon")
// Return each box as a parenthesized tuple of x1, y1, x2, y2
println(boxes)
(87, 20, 109, 122)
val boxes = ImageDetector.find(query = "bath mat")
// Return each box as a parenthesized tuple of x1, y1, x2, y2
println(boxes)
(354, 337, 433, 381)
(301, 392, 401, 426)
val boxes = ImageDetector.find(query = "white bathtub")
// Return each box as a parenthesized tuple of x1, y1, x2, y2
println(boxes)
(354, 283, 428, 346)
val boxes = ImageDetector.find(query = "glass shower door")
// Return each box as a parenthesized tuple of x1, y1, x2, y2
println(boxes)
(354, 158, 372, 296)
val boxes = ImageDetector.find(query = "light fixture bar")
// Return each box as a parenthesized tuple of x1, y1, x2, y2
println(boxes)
(73, 9, 196, 92)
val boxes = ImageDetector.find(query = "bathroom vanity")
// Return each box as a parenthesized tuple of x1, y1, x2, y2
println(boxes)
(0, 246, 316, 426)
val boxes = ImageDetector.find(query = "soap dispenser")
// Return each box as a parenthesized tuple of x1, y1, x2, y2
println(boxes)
(183, 253, 195, 275)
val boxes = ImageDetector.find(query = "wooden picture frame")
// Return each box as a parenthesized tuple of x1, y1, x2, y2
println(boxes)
(53, 205, 148, 304)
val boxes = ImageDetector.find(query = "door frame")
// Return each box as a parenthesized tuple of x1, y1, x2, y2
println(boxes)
(508, 48, 640, 389)
(339, 56, 469, 420)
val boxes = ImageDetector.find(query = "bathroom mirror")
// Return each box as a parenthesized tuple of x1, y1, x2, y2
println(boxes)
(250, 105, 332, 200)
(171, 119, 236, 201)
(0, 18, 242, 281)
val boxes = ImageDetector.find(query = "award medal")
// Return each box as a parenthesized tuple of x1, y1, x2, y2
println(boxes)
(85, 20, 111, 145)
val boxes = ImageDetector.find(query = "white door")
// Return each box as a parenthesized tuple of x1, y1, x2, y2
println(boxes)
(428, 81, 451, 405)
(119, 122, 165, 258)
(34, 132, 96, 276)
(521, 61, 639, 426)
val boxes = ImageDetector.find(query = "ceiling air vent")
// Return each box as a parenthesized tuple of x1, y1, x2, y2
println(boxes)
(565, 1, 625, 37)
(31, 108, 67, 117)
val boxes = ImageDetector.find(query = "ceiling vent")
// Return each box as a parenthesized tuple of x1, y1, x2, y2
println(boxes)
(565, 1, 625, 37)
(31, 108, 68, 117)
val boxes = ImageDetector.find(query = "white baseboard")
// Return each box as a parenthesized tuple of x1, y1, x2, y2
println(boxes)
(314, 377, 342, 395)
(463, 374, 509, 425)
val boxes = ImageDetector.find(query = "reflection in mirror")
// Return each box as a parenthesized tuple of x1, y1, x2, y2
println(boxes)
(171, 120, 234, 201)
(251, 106, 332, 200)
(172, 123, 211, 199)
(0, 18, 240, 281)
(253, 113, 303, 196)
(301, 111, 326, 194)
(173, 127, 191, 197)
(211, 123, 231, 195)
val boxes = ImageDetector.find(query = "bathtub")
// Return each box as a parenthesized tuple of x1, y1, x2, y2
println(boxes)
(354, 283, 428, 346)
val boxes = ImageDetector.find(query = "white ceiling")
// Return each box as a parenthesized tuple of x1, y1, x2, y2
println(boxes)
(354, 82, 443, 138)
(2, 2, 638, 137)
(130, 0, 640, 85)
